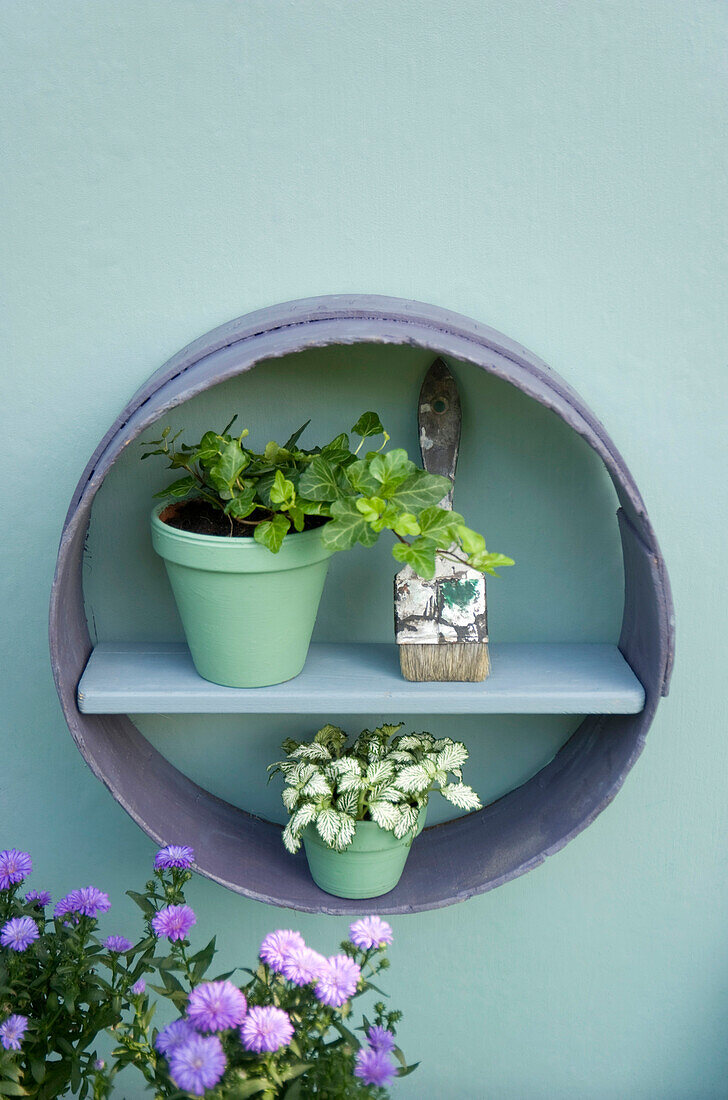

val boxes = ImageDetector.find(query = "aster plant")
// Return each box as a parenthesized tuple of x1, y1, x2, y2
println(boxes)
(269, 723, 482, 854)
(0, 844, 416, 1098)
(142, 412, 512, 580)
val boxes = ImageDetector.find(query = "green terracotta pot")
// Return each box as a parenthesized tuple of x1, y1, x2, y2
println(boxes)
(303, 807, 428, 899)
(151, 505, 334, 688)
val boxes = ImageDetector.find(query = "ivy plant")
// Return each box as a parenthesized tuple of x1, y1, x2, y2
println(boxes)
(141, 413, 514, 580)
(269, 723, 483, 855)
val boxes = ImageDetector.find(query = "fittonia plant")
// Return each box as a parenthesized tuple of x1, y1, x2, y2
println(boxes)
(269, 723, 483, 854)
(142, 412, 513, 580)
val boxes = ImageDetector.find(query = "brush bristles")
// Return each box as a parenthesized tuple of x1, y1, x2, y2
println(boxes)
(398, 643, 490, 682)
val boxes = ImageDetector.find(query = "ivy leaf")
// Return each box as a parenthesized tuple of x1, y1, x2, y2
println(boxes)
(418, 506, 464, 543)
(196, 430, 225, 466)
(321, 497, 381, 551)
(298, 456, 346, 502)
(351, 411, 385, 440)
(391, 469, 451, 512)
(153, 475, 197, 500)
(344, 459, 379, 495)
(391, 537, 438, 579)
(392, 511, 421, 537)
(454, 524, 486, 555)
(269, 469, 296, 507)
(369, 449, 416, 494)
(224, 486, 257, 519)
(467, 550, 516, 575)
(209, 441, 248, 497)
(253, 513, 290, 553)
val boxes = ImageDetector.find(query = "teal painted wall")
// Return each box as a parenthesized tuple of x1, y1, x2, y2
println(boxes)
(1, 2, 727, 1096)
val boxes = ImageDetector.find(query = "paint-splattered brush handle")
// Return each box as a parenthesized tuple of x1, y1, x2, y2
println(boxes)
(418, 358, 461, 509)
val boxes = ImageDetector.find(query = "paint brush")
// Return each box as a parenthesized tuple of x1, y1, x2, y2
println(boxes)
(394, 358, 490, 681)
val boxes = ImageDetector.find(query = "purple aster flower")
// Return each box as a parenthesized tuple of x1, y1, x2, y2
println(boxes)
(1, 916, 39, 952)
(130, 978, 146, 996)
(93, 1059, 105, 1071)
(0, 1015, 28, 1051)
(259, 928, 305, 973)
(314, 954, 361, 1007)
(367, 1024, 396, 1053)
(354, 1047, 397, 1088)
(155, 845, 195, 870)
(25, 890, 51, 908)
(187, 981, 247, 1032)
(151, 904, 196, 942)
(54, 887, 110, 920)
(240, 1005, 293, 1053)
(104, 935, 133, 953)
(155, 1018, 197, 1055)
(280, 944, 326, 987)
(349, 915, 393, 950)
(168, 1034, 226, 1096)
(0, 850, 32, 891)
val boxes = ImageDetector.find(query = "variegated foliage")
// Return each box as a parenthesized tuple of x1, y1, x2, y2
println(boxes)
(269, 723, 482, 854)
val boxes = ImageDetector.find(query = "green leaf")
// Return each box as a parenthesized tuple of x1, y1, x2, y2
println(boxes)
(126, 890, 155, 917)
(351, 411, 385, 440)
(153, 475, 197, 500)
(321, 497, 381, 552)
(454, 524, 486, 555)
(298, 456, 345, 502)
(467, 550, 515, 575)
(254, 513, 290, 553)
(0, 1082, 30, 1096)
(369, 449, 416, 493)
(209, 440, 248, 496)
(343, 459, 379, 495)
(282, 419, 311, 450)
(196, 430, 224, 465)
(225, 486, 257, 519)
(391, 537, 438, 578)
(269, 469, 296, 507)
(392, 511, 421, 537)
(418, 506, 464, 543)
(391, 469, 451, 512)
(354, 496, 385, 522)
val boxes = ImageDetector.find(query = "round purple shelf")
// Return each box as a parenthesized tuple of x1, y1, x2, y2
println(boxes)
(50, 296, 675, 914)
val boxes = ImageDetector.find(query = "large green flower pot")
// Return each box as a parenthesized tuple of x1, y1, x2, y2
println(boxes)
(151, 506, 334, 688)
(303, 808, 428, 899)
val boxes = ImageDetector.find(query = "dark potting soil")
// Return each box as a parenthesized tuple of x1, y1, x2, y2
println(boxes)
(159, 498, 329, 537)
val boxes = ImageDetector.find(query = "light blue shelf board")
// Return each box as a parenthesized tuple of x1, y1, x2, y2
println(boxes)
(77, 642, 645, 715)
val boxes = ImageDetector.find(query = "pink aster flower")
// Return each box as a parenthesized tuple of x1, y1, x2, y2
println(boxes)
(151, 904, 196, 942)
(367, 1024, 396, 1053)
(280, 944, 327, 987)
(314, 954, 361, 1007)
(0, 850, 32, 891)
(155, 1018, 196, 1055)
(168, 1034, 226, 1096)
(155, 845, 195, 870)
(240, 1005, 293, 1053)
(55, 887, 110, 920)
(349, 915, 393, 950)
(104, 935, 132, 953)
(187, 981, 247, 1032)
(354, 1046, 397, 1088)
(0, 1015, 28, 1051)
(25, 890, 51, 908)
(259, 928, 305, 972)
(1, 916, 39, 952)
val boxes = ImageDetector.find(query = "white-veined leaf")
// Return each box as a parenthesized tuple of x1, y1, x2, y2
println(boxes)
(315, 808, 342, 847)
(335, 814, 357, 851)
(439, 783, 483, 811)
(374, 786, 405, 803)
(394, 764, 430, 793)
(289, 743, 332, 762)
(394, 805, 420, 839)
(368, 802, 401, 830)
(435, 742, 469, 771)
(366, 760, 395, 786)
(336, 789, 360, 816)
(302, 771, 332, 798)
(282, 787, 300, 811)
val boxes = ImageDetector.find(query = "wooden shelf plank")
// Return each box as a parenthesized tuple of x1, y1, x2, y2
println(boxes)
(77, 642, 645, 715)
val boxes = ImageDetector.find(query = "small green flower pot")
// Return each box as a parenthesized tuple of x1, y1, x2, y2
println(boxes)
(303, 808, 428, 899)
(151, 506, 334, 688)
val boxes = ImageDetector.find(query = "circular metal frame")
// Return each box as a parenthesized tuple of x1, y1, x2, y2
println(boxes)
(50, 295, 675, 914)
